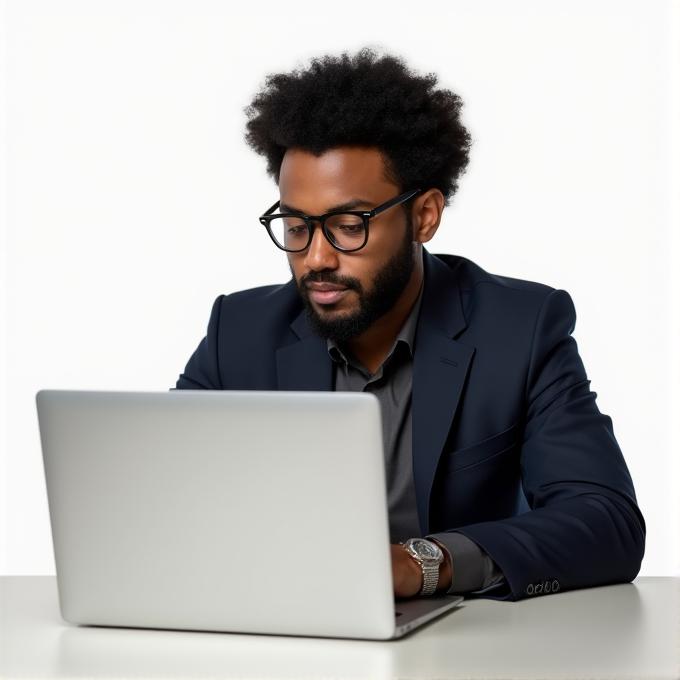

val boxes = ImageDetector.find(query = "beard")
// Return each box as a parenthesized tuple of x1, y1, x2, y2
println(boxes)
(292, 224, 416, 342)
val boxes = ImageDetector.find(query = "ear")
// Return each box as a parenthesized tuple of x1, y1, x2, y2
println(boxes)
(412, 189, 444, 244)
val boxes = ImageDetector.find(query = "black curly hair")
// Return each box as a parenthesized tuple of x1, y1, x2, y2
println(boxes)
(244, 48, 472, 205)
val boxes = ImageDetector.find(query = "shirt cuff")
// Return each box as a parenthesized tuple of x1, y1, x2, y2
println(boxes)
(428, 531, 506, 594)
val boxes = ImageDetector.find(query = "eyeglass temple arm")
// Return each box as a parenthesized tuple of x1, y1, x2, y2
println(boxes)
(370, 189, 420, 217)
(263, 189, 419, 219)
(263, 200, 280, 216)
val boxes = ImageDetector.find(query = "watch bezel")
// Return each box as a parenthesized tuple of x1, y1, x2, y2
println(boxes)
(403, 538, 444, 565)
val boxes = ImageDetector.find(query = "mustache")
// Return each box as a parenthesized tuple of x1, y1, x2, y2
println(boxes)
(298, 271, 363, 293)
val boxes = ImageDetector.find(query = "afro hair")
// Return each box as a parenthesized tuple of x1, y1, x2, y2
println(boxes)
(244, 48, 472, 205)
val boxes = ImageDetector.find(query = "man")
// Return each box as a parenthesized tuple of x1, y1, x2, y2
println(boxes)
(176, 49, 645, 601)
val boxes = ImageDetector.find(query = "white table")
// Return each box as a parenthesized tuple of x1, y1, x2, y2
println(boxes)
(1, 576, 678, 679)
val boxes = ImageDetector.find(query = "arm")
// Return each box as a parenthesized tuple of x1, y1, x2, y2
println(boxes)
(391, 535, 503, 597)
(457, 291, 644, 599)
(175, 296, 225, 390)
(390, 543, 453, 597)
(446, 289, 645, 600)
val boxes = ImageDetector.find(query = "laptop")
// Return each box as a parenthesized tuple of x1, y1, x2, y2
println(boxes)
(36, 389, 462, 640)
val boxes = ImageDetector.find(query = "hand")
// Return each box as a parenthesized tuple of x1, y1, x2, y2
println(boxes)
(391, 544, 423, 597)
(390, 542, 454, 597)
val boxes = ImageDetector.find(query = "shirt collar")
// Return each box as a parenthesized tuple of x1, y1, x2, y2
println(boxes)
(327, 282, 425, 367)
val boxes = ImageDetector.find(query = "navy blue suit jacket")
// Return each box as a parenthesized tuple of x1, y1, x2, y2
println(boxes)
(177, 251, 645, 600)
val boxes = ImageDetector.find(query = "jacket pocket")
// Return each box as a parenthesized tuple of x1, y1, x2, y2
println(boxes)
(446, 423, 517, 473)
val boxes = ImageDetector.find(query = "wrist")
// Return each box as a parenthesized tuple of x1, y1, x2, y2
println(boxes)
(432, 539, 453, 591)
(401, 538, 444, 596)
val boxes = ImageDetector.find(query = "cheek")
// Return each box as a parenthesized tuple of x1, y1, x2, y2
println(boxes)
(356, 238, 397, 275)
(287, 253, 303, 279)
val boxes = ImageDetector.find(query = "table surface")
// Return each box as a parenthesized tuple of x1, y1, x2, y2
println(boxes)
(1, 576, 678, 679)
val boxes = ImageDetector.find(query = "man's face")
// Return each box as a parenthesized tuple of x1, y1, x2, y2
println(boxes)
(278, 147, 417, 342)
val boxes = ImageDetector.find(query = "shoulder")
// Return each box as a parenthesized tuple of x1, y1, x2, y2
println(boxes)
(217, 280, 300, 307)
(212, 280, 304, 329)
(426, 252, 576, 336)
(200, 280, 307, 369)
(431, 252, 571, 308)
(431, 253, 555, 297)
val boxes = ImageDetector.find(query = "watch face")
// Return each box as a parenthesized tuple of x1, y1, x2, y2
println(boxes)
(407, 538, 443, 561)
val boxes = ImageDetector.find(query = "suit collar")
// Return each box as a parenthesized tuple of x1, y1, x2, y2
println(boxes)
(290, 302, 313, 340)
(412, 250, 474, 533)
(277, 285, 334, 391)
(276, 330, 333, 392)
(419, 250, 468, 339)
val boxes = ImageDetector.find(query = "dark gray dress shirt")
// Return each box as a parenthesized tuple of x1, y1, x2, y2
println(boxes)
(329, 287, 505, 594)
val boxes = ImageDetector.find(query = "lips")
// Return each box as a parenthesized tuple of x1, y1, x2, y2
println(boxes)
(306, 282, 350, 305)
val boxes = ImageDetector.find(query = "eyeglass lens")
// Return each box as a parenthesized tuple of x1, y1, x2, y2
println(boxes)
(268, 214, 366, 251)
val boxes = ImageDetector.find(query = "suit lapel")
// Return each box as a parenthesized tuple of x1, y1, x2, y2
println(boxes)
(413, 253, 474, 534)
(276, 310, 334, 391)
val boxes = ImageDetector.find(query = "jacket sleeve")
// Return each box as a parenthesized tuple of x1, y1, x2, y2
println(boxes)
(451, 289, 645, 600)
(175, 296, 224, 390)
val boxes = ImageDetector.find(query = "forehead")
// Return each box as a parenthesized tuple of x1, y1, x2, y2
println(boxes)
(278, 147, 398, 212)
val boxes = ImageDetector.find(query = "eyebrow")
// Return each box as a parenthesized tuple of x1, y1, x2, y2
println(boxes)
(278, 198, 374, 215)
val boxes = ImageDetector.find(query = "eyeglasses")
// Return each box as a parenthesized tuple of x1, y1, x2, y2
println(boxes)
(258, 188, 420, 253)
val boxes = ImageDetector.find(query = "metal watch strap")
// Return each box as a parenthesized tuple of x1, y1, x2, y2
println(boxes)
(402, 538, 443, 596)
(421, 562, 439, 595)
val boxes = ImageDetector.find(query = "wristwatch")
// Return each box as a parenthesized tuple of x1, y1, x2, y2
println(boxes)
(402, 538, 444, 595)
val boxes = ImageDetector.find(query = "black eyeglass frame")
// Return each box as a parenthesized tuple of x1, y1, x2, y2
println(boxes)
(258, 188, 421, 253)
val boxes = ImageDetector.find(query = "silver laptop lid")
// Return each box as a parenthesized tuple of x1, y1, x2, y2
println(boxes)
(37, 390, 398, 639)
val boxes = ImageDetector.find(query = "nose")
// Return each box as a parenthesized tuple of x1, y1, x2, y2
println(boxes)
(304, 222, 339, 272)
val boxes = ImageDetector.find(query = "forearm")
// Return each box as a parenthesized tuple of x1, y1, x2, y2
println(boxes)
(429, 533, 505, 594)
(454, 493, 645, 600)
(175, 296, 225, 390)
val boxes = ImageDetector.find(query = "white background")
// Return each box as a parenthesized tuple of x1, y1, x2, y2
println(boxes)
(1, 0, 678, 576)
